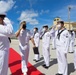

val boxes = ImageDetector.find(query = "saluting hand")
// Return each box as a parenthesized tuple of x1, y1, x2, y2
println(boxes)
(20, 24, 23, 30)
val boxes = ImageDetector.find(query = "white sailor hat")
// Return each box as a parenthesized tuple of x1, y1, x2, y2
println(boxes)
(0, 12, 6, 17)
(43, 25, 48, 28)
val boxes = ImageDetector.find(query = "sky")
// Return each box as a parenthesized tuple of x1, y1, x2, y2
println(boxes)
(0, 0, 76, 32)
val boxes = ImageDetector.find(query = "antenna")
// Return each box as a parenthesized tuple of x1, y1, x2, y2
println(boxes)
(68, 5, 76, 30)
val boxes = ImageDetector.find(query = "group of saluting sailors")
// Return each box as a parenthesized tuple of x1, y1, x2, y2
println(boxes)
(0, 13, 76, 75)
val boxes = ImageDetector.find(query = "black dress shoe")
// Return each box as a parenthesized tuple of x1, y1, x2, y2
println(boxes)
(33, 59, 40, 62)
(69, 52, 74, 53)
(42, 64, 49, 69)
(44, 66, 49, 69)
(35, 60, 40, 62)
(56, 73, 63, 75)
(42, 64, 46, 67)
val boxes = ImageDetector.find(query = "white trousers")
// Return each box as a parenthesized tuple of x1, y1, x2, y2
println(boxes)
(42, 45, 50, 66)
(0, 50, 9, 75)
(69, 41, 74, 52)
(19, 45, 29, 73)
(74, 49, 76, 70)
(34, 54, 40, 61)
(56, 47, 68, 75)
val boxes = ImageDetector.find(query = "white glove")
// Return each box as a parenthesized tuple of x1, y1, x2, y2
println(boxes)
(52, 25, 56, 29)
(3, 17, 11, 25)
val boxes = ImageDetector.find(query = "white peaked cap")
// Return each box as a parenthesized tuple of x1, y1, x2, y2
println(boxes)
(0, 12, 6, 16)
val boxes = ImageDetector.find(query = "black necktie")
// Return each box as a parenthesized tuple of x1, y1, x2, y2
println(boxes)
(57, 29, 65, 40)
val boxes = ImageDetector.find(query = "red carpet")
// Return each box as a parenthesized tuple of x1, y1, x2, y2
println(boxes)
(9, 48, 44, 75)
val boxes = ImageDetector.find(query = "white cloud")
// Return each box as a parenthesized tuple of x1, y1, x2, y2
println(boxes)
(18, 10, 39, 25)
(0, 0, 15, 13)
(40, 10, 50, 15)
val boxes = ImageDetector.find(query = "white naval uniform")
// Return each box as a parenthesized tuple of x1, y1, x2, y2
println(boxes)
(33, 32, 40, 61)
(50, 27, 56, 49)
(69, 31, 75, 52)
(0, 17, 13, 75)
(74, 48, 76, 70)
(73, 32, 76, 70)
(42, 31, 50, 66)
(18, 29, 33, 73)
(55, 29, 69, 75)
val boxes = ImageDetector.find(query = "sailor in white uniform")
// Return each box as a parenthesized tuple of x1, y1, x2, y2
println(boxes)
(69, 30, 75, 53)
(33, 27, 40, 62)
(55, 21, 69, 75)
(74, 47, 76, 71)
(15, 21, 36, 75)
(0, 13, 13, 75)
(41, 25, 50, 69)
